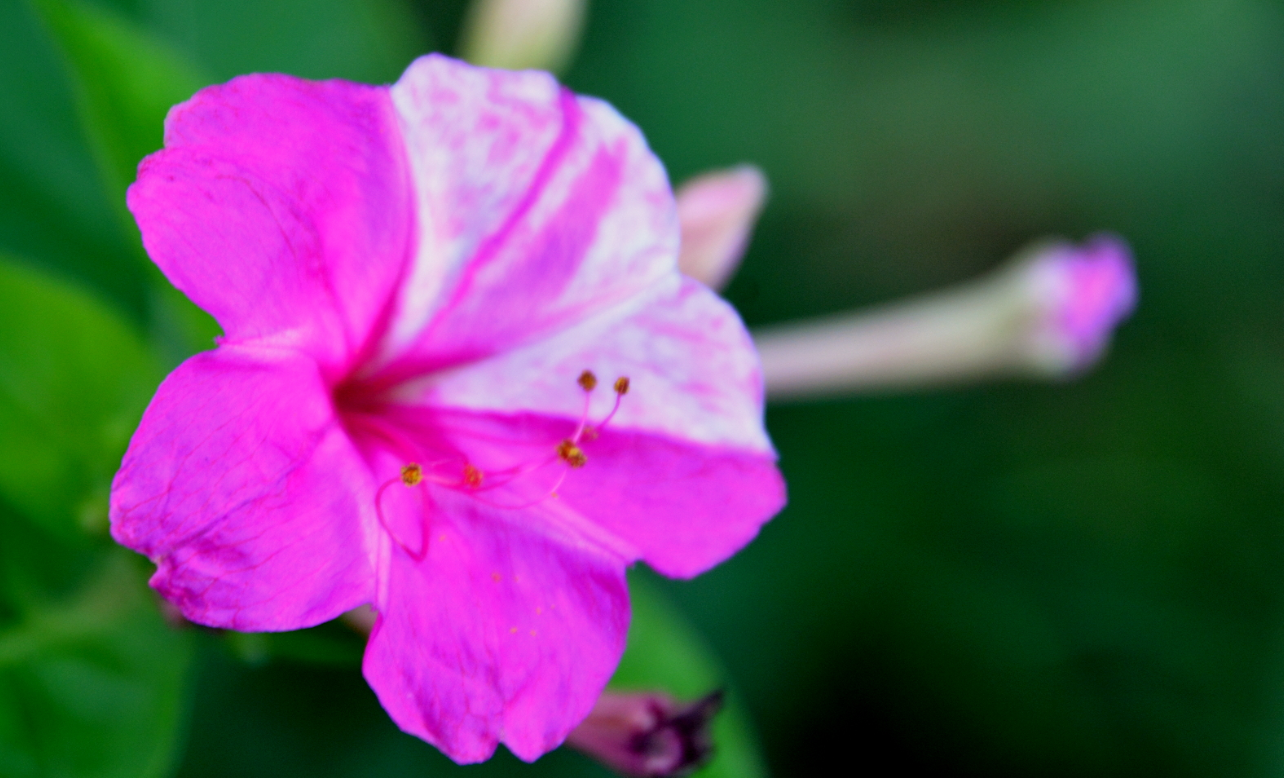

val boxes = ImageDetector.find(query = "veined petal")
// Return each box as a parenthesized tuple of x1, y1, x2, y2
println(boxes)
(363, 488, 629, 763)
(110, 348, 375, 631)
(375, 55, 677, 378)
(128, 75, 415, 371)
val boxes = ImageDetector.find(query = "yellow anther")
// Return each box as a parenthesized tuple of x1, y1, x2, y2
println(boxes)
(400, 463, 423, 486)
(578, 370, 598, 391)
(556, 439, 588, 468)
(614, 376, 630, 395)
(463, 464, 484, 489)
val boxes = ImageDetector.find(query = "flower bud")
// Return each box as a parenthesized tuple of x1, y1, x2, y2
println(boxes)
(676, 166, 768, 290)
(754, 234, 1137, 398)
(566, 690, 723, 777)
(1016, 234, 1137, 376)
(459, 0, 587, 74)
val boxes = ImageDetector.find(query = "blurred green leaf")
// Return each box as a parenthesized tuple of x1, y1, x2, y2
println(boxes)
(133, 0, 432, 84)
(0, 0, 144, 315)
(221, 622, 366, 669)
(0, 538, 192, 778)
(0, 253, 161, 537)
(28, 0, 206, 232)
(612, 575, 768, 778)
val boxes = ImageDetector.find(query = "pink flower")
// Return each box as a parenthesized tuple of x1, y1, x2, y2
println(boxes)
(110, 54, 784, 763)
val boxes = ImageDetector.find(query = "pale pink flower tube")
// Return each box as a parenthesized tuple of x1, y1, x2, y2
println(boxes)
(756, 235, 1137, 398)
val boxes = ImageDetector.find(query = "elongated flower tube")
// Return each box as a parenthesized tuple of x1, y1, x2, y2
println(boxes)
(756, 235, 1136, 398)
(460, 0, 587, 73)
(675, 166, 768, 290)
(111, 54, 784, 763)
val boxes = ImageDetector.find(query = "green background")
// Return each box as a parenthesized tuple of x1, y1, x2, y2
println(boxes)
(3, 0, 1283, 776)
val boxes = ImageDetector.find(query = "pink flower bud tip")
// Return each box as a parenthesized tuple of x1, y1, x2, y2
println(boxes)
(566, 690, 723, 777)
(676, 166, 768, 290)
(1024, 234, 1137, 375)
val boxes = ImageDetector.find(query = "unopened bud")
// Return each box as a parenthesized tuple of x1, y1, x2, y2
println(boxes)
(676, 166, 768, 290)
(1016, 234, 1137, 376)
(566, 690, 723, 777)
(755, 234, 1137, 398)
(459, 0, 587, 74)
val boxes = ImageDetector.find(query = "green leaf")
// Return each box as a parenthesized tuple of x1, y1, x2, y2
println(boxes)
(613, 574, 768, 778)
(0, 253, 161, 537)
(27, 0, 206, 232)
(0, 0, 145, 316)
(0, 537, 192, 778)
(135, 0, 432, 85)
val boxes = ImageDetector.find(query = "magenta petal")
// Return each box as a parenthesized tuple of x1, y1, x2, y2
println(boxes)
(379, 55, 678, 372)
(128, 74, 414, 371)
(363, 489, 629, 763)
(110, 348, 375, 630)
(379, 407, 783, 579)
(555, 429, 783, 578)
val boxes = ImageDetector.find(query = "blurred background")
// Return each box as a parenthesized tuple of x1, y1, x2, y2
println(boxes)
(3, 0, 1284, 776)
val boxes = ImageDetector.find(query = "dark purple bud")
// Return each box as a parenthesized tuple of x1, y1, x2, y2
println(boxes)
(566, 690, 724, 777)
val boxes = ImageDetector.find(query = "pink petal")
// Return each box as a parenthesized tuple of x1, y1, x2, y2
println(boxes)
(374, 55, 677, 377)
(110, 348, 375, 631)
(370, 406, 782, 579)
(368, 277, 784, 577)
(127, 74, 414, 372)
(362, 487, 629, 763)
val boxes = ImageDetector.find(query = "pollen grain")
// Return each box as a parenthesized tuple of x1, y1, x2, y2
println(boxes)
(557, 439, 588, 468)
(400, 463, 423, 486)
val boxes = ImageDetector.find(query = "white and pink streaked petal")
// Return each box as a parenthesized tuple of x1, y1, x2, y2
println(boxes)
(128, 74, 414, 372)
(363, 488, 629, 763)
(402, 276, 771, 453)
(110, 348, 376, 631)
(380, 55, 677, 375)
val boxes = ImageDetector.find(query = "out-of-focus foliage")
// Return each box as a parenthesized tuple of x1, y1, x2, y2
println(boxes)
(0, 253, 159, 538)
(0, 245, 190, 778)
(3, 0, 1284, 777)
(0, 541, 191, 778)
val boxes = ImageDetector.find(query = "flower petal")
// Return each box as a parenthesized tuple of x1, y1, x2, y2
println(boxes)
(384, 277, 784, 577)
(376, 54, 677, 376)
(110, 348, 375, 631)
(127, 74, 414, 370)
(362, 488, 629, 763)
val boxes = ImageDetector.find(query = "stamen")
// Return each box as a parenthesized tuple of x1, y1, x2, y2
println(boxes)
(597, 375, 630, 429)
(373, 369, 631, 517)
(557, 439, 588, 468)
(400, 463, 423, 486)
